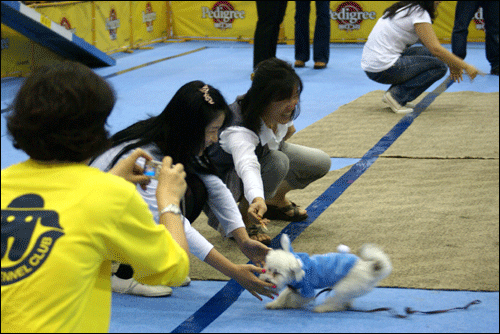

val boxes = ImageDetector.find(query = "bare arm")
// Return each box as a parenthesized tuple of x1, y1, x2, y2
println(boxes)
(415, 22, 479, 81)
(156, 156, 189, 254)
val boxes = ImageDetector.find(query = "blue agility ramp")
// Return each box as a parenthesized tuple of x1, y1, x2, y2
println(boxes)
(1, 1, 115, 67)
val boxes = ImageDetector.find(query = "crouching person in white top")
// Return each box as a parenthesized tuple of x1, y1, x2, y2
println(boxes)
(206, 58, 332, 245)
(361, 1, 479, 114)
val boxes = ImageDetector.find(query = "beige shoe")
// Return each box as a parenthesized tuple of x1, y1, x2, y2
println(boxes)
(111, 275, 173, 297)
(382, 91, 414, 113)
(382, 95, 415, 108)
(294, 60, 305, 68)
(382, 96, 416, 109)
(313, 61, 327, 69)
(180, 276, 191, 287)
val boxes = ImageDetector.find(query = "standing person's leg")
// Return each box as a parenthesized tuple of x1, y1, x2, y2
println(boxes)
(313, 1, 331, 67)
(273, 1, 288, 58)
(254, 2, 275, 69)
(254, 1, 288, 69)
(481, 1, 499, 74)
(295, 1, 311, 65)
(451, 1, 480, 60)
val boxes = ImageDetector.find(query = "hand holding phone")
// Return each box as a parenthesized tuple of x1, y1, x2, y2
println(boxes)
(144, 160, 162, 179)
(155, 157, 187, 209)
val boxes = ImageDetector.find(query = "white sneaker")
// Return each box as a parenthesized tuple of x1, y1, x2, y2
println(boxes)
(111, 275, 173, 297)
(382, 92, 414, 113)
(383, 98, 416, 108)
(181, 276, 191, 287)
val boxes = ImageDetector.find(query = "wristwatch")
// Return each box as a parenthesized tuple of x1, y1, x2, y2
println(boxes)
(160, 204, 182, 216)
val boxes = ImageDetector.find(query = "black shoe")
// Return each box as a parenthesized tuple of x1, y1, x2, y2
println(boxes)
(491, 66, 499, 76)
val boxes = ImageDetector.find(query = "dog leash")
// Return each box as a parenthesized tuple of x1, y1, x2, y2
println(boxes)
(314, 289, 481, 318)
(346, 300, 481, 319)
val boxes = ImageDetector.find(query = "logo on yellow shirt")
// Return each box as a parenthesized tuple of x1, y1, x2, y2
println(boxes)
(1, 194, 64, 285)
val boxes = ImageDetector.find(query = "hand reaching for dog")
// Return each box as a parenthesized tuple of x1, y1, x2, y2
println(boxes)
(239, 238, 270, 267)
(248, 197, 270, 231)
(204, 248, 277, 301)
(230, 227, 270, 267)
(232, 264, 278, 301)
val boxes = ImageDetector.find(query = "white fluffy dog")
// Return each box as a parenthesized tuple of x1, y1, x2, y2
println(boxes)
(259, 234, 392, 313)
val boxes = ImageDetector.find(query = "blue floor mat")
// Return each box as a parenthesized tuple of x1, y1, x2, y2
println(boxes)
(109, 281, 498, 333)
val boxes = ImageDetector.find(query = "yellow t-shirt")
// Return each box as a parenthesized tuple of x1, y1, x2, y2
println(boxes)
(1, 160, 189, 333)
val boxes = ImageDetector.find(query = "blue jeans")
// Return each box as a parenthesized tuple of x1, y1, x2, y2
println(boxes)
(451, 1, 499, 70)
(294, 1, 331, 63)
(364, 46, 447, 106)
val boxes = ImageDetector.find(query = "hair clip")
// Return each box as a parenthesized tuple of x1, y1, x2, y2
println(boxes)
(199, 85, 215, 105)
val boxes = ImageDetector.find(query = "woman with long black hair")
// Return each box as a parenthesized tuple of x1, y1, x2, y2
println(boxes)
(91, 80, 275, 301)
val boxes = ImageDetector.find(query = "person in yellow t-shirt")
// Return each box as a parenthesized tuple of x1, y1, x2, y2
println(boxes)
(1, 61, 190, 333)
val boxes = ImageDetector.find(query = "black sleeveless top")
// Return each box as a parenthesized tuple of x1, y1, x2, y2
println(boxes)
(207, 96, 266, 179)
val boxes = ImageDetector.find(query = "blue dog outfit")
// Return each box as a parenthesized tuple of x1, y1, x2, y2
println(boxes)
(287, 247, 359, 298)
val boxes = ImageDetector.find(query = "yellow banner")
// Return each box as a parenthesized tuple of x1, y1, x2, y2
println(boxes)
(1, 24, 31, 77)
(171, 1, 485, 43)
(92, 1, 130, 52)
(29, 1, 174, 53)
(1, 24, 64, 78)
(28, 1, 486, 47)
(130, 1, 170, 46)
(170, 1, 257, 40)
(31, 2, 94, 46)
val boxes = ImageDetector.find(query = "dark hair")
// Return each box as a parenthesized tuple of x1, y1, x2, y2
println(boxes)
(383, 1, 437, 22)
(241, 58, 303, 134)
(7, 61, 115, 162)
(107, 80, 231, 172)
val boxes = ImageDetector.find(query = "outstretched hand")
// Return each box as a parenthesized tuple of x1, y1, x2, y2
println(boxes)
(464, 64, 480, 82)
(239, 238, 270, 267)
(449, 66, 463, 83)
(248, 197, 270, 231)
(233, 264, 278, 301)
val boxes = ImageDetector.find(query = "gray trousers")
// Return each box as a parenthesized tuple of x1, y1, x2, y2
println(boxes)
(206, 142, 331, 231)
(260, 141, 331, 198)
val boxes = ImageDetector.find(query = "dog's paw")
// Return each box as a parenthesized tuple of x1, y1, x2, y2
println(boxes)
(265, 299, 284, 310)
(314, 303, 348, 313)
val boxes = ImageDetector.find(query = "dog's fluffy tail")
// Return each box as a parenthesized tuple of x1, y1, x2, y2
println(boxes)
(358, 244, 392, 280)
